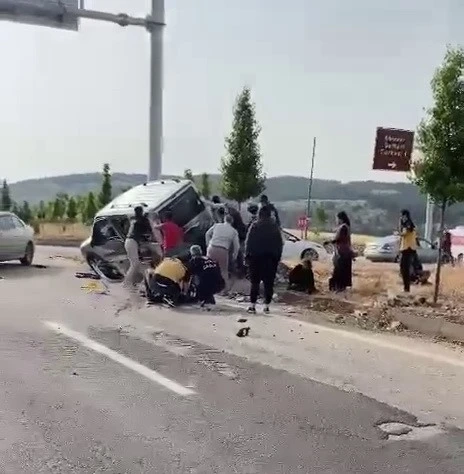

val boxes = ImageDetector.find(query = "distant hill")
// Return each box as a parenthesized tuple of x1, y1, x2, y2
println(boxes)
(10, 172, 420, 205)
(8, 172, 464, 236)
(10, 173, 148, 204)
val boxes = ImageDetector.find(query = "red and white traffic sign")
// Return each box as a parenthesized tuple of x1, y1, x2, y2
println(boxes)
(297, 216, 309, 230)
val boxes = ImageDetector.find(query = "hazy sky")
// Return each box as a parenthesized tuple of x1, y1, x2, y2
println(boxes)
(0, 0, 462, 183)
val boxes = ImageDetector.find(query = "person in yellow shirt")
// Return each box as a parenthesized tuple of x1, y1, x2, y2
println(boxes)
(144, 256, 189, 307)
(399, 209, 417, 292)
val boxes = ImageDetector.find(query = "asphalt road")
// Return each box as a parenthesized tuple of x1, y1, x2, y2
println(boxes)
(1, 246, 464, 473)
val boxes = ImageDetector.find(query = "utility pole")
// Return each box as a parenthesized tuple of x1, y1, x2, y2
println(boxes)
(148, 0, 164, 182)
(0, 0, 165, 181)
(424, 194, 434, 241)
(305, 137, 316, 239)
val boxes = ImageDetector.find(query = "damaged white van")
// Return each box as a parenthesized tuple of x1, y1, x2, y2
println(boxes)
(80, 179, 213, 280)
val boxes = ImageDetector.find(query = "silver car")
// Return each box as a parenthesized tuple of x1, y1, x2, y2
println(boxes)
(0, 212, 35, 265)
(364, 234, 438, 263)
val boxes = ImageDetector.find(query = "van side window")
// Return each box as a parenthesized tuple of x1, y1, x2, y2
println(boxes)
(165, 187, 205, 228)
(91, 218, 118, 246)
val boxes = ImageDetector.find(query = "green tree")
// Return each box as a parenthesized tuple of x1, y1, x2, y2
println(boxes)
(45, 200, 54, 220)
(18, 201, 33, 224)
(73, 195, 86, 221)
(37, 200, 47, 220)
(412, 46, 464, 302)
(221, 86, 265, 208)
(98, 163, 112, 208)
(10, 202, 20, 216)
(184, 169, 194, 181)
(315, 206, 328, 230)
(200, 173, 211, 199)
(52, 197, 66, 220)
(84, 192, 98, 224)
(66, 196, 78, 221)
(56, 192, 69, 203)
(1, 179, 12, 211)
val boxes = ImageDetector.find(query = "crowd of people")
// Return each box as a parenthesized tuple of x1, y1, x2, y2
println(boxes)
(122, 194, 285, 312)
(120, 196, 447, 313)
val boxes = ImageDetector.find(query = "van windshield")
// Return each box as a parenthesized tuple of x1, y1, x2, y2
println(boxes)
(91, 218, 120, 246)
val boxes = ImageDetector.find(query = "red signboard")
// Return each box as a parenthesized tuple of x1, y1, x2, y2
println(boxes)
(373, 127, 414, 172)
(298, 216, 309, 230)
(298, 216, 311, 230)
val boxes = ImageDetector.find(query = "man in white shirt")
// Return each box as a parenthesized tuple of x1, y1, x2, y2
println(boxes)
(205, 214, 239, 289)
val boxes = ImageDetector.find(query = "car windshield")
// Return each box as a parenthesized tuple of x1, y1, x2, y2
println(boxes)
(282, 230, 300, 242)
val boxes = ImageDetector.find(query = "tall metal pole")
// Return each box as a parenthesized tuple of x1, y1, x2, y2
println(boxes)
(304, 137, 316, 239)
(424, 194, 434, 241)
(148, 0, 164, 182)
(0, 0, 166, 181)
(306, 137, 317, 218)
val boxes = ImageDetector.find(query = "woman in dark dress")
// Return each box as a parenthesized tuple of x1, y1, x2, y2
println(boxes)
(327, 211, 353, 292)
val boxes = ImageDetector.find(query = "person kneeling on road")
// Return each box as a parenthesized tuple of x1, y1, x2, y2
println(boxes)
(187, 245, 225, 309)
(144, 256, 189, 307)
(287, 257, 317, 294)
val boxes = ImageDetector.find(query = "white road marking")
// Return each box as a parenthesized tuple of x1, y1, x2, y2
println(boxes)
(44, 321, 196, 396)
(282, 317, 464, 369)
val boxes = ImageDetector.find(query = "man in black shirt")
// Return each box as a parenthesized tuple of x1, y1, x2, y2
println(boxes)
(245, 206, 283, 314)
(246, 203, 259, 232)
(259, 194, 281, 228)
(124, 205, 154, 288)
(187, 245, 225, 307)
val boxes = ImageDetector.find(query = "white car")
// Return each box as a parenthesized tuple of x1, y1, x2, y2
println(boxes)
(281, 230, 329, 262)
(0, 212, 35, 265)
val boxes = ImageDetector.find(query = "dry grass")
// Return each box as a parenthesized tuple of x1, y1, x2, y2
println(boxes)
(37, 222, 90, 241)
(328, 260, 464, 309)
(285, 258, 464, 304)
(279, 258, 464, 328)
(285, 229, 374, 246)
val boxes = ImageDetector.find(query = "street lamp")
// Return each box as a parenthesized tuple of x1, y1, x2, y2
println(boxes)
(0, 0, 165, 182)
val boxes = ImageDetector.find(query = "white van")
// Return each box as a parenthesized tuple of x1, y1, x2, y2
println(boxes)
(80, 179, 213, 280)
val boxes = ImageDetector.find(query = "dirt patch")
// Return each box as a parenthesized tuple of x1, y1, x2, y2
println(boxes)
(276, 259, 464, 333)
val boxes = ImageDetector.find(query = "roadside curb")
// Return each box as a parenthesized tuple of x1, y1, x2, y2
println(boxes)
(394, 311, 464, 343)
(36, 239, 81, 248)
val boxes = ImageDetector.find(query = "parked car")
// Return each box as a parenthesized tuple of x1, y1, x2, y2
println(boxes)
(281, 230, 329, 262)
(364, 234, 438, 263)
(449, 226, 464, 262)
(0, 211, 35, 265)
(80, 179, 214, 281)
